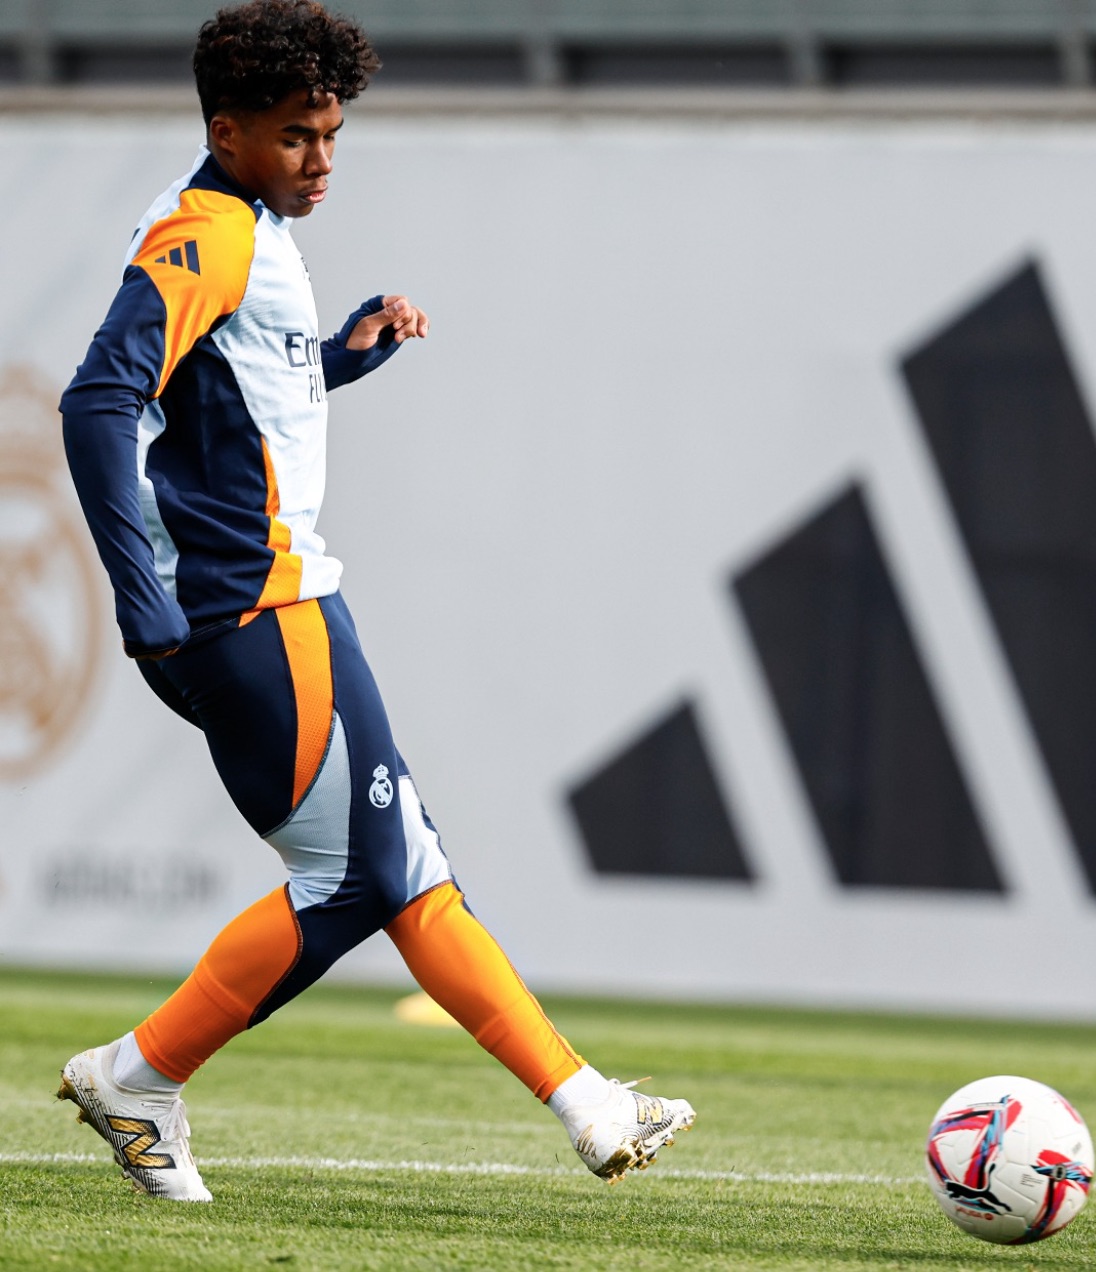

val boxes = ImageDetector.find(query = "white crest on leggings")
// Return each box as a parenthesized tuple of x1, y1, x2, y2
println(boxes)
(369, 763, 394, 809)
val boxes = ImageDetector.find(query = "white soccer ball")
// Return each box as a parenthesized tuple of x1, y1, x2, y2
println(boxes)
(925, 1074, 1093, 1244)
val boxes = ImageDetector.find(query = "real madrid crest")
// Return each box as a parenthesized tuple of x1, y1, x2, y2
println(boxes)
(368, 763, 393, 808)
(0, 365, 106, 779)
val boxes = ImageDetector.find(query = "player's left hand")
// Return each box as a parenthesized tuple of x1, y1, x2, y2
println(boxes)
(347, 295, 429, 349)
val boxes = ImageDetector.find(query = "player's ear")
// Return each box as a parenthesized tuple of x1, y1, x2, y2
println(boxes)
(208, 112, 241, 156)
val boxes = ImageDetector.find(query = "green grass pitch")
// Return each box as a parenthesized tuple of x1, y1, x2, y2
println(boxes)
(1, 965, 1094, 1270)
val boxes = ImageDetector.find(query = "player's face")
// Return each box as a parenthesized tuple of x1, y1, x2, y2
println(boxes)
(210, 89, 344, 218)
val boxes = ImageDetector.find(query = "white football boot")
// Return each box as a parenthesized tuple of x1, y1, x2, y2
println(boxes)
(561, 1078, 696, 1183)
(57, 1041, 212, 1202)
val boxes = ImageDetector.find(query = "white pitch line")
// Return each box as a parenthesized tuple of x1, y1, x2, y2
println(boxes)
(0, 1152, 924, 1187)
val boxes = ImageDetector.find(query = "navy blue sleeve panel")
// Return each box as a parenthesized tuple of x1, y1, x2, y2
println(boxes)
(60, 266, 191, 658)
(63, 409, 191, 657)
(321, 295, 402, 390)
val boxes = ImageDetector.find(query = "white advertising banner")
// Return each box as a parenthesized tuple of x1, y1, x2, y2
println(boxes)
(3, 105, 1096, 1016)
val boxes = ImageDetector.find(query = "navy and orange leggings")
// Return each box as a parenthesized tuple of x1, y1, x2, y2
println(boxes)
(134, 592, 582, 1099)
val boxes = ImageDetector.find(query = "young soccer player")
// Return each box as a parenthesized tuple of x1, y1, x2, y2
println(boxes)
(56, 0, 695, 1202)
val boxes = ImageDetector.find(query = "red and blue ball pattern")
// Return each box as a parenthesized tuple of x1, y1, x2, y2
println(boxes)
(926, 1075, 1092, 1244)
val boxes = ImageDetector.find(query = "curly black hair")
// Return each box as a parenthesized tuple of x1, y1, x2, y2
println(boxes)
(194, 0, 380, 124)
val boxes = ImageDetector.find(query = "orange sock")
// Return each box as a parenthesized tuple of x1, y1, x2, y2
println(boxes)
(385, 882, 584, 1101)
(134, 885, 302, 1083)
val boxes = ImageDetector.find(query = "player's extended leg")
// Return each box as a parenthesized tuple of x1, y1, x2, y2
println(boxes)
(385, 877, 696, 1183)
(387, 881, 582, 1100)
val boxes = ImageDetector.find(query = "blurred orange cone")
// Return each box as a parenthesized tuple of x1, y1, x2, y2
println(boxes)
(393, 990, 461, 1028)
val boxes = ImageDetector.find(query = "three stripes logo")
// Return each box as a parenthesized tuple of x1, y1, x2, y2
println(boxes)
(567, 259, 1096, 894)
(153, 240, 201, 276)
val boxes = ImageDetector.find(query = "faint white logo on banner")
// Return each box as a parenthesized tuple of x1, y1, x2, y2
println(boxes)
(0, 365, 106, 780)
(40, 851, 220, 912)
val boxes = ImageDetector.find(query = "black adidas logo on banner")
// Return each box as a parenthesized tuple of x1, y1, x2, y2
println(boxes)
(153, 240, 201, 275)
(568, 260, 1096, 892)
